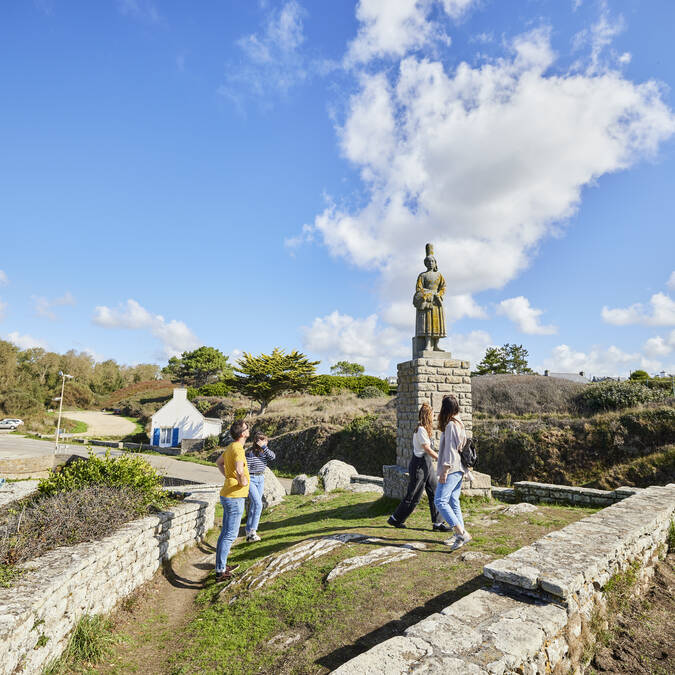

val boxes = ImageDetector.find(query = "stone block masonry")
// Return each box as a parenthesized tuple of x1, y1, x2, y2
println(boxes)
(0, 492, 218, 675)
(334, 483, 675, 674)
(384, 355, 485, 500)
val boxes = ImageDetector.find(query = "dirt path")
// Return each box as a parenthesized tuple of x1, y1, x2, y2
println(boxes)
(62, 411, 137, 437)
(96, 531, 218, 674)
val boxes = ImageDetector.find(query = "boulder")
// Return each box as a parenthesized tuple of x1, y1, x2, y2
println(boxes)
(262, 467, 286, 509)
(319, 460, 358, 492)
(502, 502, 539, 516)
(291, 474, 319, 495)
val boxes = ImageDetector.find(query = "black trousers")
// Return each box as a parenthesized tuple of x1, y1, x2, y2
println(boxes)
(391, 454, 441, 525)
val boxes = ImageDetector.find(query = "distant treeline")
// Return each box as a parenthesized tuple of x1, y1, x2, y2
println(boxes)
(0, 339, 159, 417)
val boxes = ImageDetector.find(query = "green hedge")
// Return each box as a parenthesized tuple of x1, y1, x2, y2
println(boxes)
(308, 375, 389, 396)
(574, 380, 670, 413)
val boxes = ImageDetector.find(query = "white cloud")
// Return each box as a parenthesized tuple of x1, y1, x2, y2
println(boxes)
(92, 299, 200, 359)
(220, 1, 310, 107)
(344, 0, 480, 66)
(445, 329, 492, 365)
(601, 292, 675, 326)
(302, 310, 408, 375)
(543, 344, 640, 377)
(0, 270, 7, 286)
(300, 28, 675, 329)
(5, 331, 49, 350)
(496, 296, 557, 335)
(0, 298, 6, 321)
(667, 271, 675, 291)
(643, 330, 675, 359)
(32, 292, 76, 320)
(572, 3, 626, 73)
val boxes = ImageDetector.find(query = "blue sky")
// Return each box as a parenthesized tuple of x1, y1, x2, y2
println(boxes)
(1, 0, 675, 378)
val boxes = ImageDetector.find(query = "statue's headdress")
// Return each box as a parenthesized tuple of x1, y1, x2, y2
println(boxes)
(425, 243, 434, 257)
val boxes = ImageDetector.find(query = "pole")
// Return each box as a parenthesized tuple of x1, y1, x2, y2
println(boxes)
(55, 374, 66, 454)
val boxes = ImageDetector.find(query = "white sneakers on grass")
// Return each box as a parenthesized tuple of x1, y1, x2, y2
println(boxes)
(447, 532, 472, 550)
(246, 532, 261, 542)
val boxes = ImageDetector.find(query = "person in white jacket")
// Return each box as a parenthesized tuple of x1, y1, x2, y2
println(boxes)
(434, 394, 473, 550)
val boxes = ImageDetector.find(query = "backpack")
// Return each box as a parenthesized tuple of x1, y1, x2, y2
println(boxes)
(460, 438, 478, 468)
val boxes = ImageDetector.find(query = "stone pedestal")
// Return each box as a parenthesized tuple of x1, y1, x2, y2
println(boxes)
(384, 355, 491, 500)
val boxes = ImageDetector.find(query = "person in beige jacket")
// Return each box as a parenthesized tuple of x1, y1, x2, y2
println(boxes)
(434, 394, 473, 550)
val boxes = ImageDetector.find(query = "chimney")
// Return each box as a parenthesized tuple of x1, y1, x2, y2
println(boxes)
(173, 388, 188, 401)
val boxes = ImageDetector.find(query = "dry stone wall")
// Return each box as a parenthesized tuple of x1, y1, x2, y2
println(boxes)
(335, 483, 675, 674)
(0, 493, 217, 675)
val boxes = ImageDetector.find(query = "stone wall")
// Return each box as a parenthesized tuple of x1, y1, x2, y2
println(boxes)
(512, 481, 642, 507)
(384, 464, 491, 500)
(0, 493, 218, 675)
(334, 483, 675, 674)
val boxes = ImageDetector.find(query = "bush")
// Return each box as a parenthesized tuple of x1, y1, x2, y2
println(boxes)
(198, 381, 232, 397)
(0, 485, 149, 567)
(309, 375, 389, 397)
(38, 453, 168, 509)
(358, 385, 387, 399)
(574, 380, 670, 413)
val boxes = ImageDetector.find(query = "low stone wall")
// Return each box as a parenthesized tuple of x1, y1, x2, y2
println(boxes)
(383, 464, 491, 500)
(334, 483, 675, 674)
(512, 480, 642, 506)
(0, 493, 218, 675)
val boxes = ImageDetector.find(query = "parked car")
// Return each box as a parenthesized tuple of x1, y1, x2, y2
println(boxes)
(0, 418, 23, 430)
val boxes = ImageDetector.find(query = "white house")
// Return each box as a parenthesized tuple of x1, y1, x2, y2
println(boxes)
(150, 388, 222, 448)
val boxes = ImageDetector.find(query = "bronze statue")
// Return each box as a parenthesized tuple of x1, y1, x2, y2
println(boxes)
(413, 243, 446, 355)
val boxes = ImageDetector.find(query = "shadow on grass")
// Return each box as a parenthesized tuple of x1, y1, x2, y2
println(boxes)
(314, 574, 488, 672)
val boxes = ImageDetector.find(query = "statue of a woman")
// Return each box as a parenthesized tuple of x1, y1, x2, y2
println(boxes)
(413, 243, 446, 353)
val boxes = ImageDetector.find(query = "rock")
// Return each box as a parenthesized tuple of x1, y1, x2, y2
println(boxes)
(326, 545, 418, 582)
(262, 467, 286, 509)
(460, 551, 491, 562)
(267, 631, 303, 649)
(502, 503, 539, 516)
(346, 482, 384, 495)
(291, 474, 318, 495)
(319, 459, 358, 492)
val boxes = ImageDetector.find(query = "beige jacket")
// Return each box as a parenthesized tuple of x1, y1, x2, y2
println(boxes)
(436, 419, 467, 477)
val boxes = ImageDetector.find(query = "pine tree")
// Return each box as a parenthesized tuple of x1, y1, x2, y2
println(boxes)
(330, 361, 365, 376)
(233, 348, 319, 414)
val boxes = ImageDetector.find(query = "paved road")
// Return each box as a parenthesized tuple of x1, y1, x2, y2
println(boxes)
(61, 410, 137, 437)
(0, 432, 292, 491)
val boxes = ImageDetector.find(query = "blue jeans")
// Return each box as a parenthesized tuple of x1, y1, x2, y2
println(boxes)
(246, 474, 265, 534)
(215, 496, 245, 573)
(434, 471, 465, 530)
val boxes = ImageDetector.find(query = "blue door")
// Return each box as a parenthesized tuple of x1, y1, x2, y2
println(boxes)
(152, 428, 160, 446)
(171, 427, 179, 447)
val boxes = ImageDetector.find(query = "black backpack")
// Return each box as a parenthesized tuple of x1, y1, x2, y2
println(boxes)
(460, 438, 478, 468)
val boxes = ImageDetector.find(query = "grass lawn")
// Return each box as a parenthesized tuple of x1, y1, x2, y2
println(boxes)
(166, 492, 597, 675)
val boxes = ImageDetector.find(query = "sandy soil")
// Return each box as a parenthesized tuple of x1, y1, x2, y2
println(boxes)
(62, 411, 137, 437)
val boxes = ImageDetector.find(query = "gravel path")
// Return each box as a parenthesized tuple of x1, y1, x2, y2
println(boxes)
(61, 411, 137, 437)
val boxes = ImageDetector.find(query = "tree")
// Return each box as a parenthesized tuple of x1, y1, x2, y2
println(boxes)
(162, 346, 232, 386)
(233, 348, 319, 414)
(629, 369, 650, 380)
(330, 361, 365, 377)
(473, 343, 532, 375)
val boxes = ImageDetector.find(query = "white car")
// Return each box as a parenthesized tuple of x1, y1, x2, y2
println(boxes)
(0, 418, 23, 430)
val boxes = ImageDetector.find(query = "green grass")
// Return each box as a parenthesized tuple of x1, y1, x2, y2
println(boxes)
(165, 492, 597, 675)
(62, 418, 88, 434)
(123, 416, 145, 435)
(43, 615, 119, 674)
(0, 563, 23, 588)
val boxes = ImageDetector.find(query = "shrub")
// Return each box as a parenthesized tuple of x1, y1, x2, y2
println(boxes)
(198, 381, 232, 397)
(309, 375, 389, 397)
(574, 380, 670, 414)
(38, 453, 168, 509)
(358, 385, 388, 399)
(0, 486, 149, 567)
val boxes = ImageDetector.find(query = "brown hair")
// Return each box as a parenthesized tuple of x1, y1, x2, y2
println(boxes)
(251, 431, 268, 455)
(229, 419, 248, 441)
(417, 403, 433, 437)
(438, 395, 460, 432)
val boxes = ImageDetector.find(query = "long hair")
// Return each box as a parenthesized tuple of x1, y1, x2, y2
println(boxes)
(438, 395, 460, 432)
(417, 403, 433, 437)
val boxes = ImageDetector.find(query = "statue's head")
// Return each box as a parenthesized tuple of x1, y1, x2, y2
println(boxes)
(424, 255, 437, 271)
(423, 242, 437, 271)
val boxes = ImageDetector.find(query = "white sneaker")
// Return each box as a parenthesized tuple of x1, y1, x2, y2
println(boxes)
(448, 533, 472, 551)
(247, 532, 261, 542)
